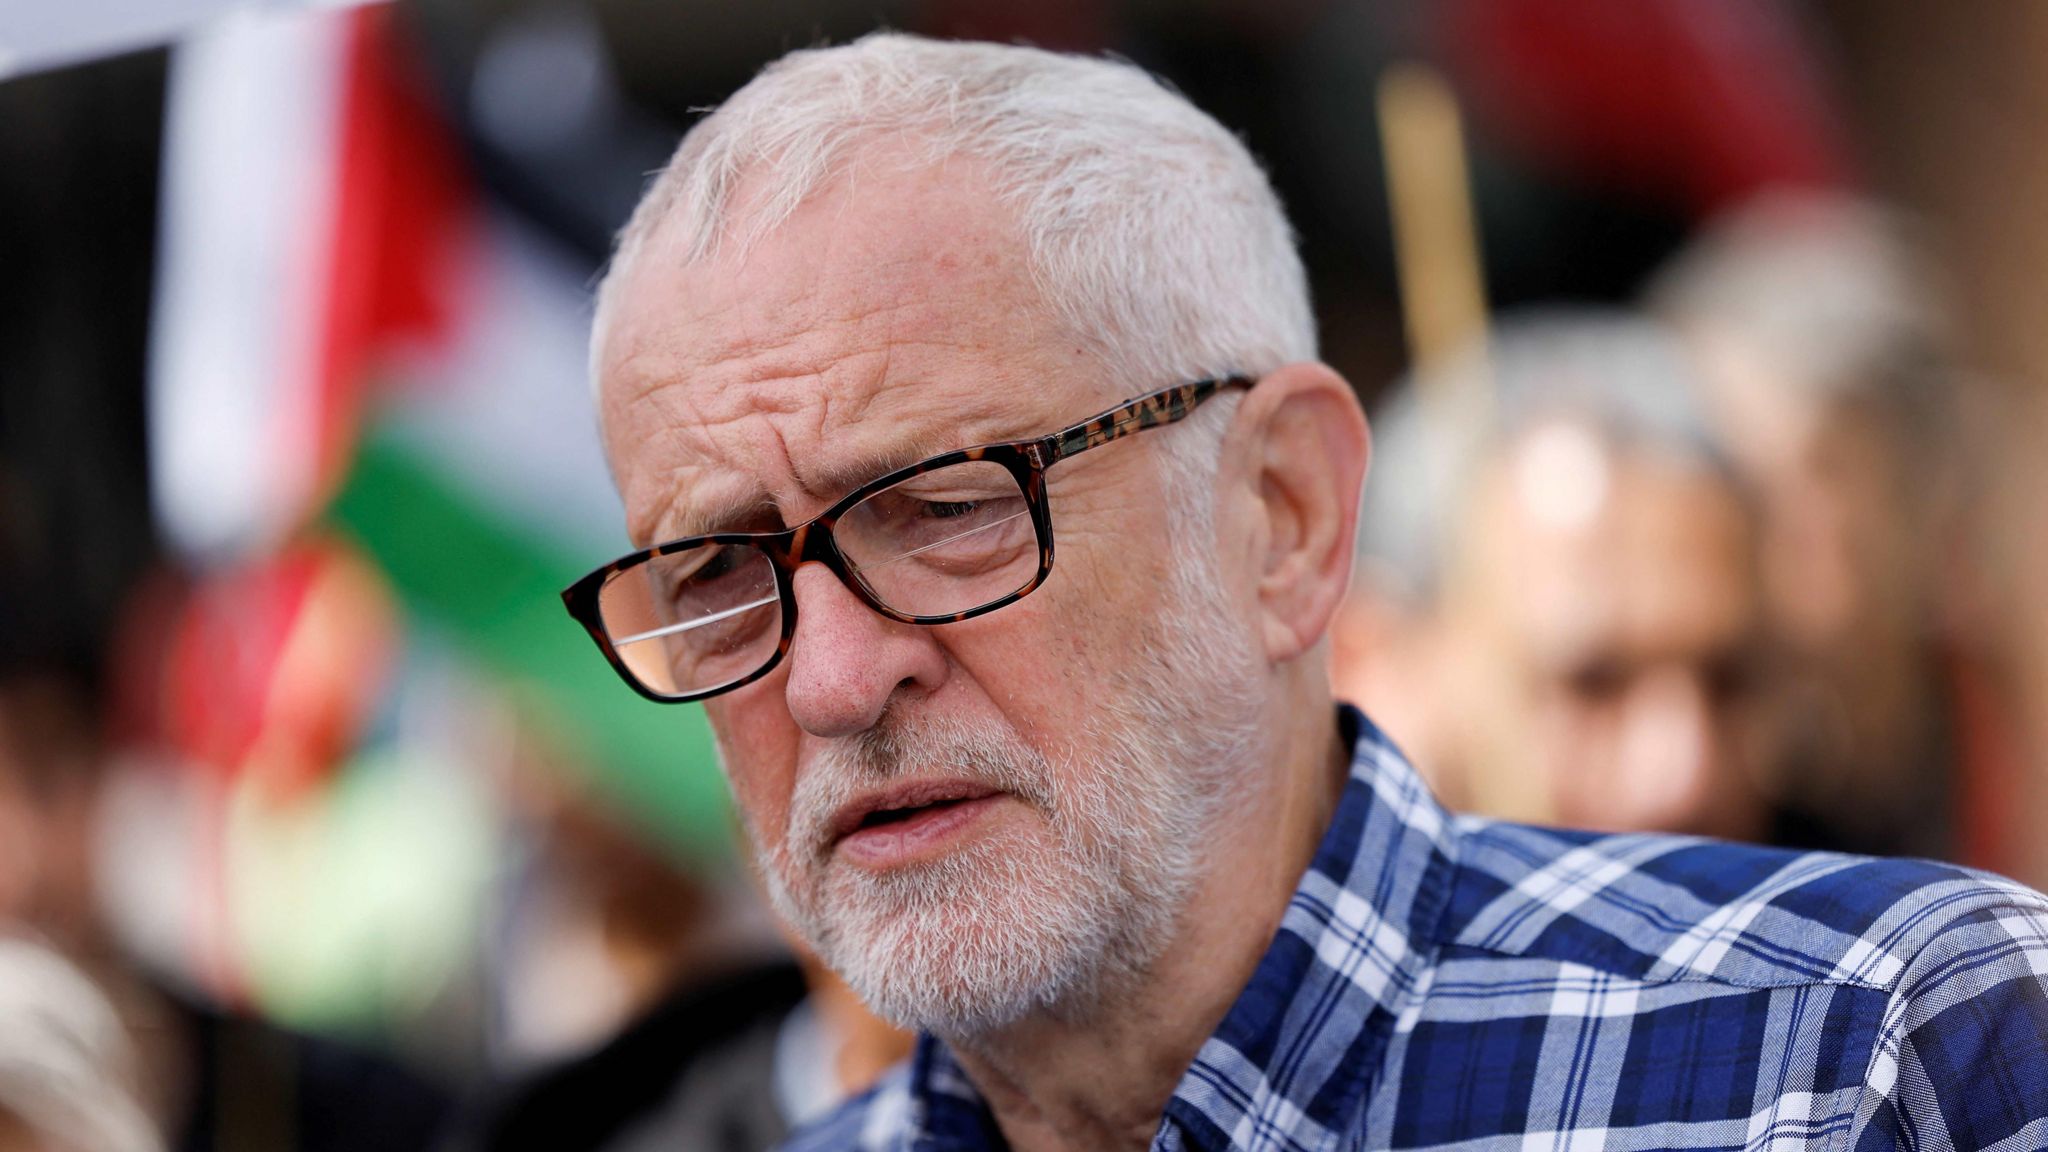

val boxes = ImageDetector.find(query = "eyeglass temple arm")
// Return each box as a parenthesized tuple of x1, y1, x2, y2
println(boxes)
(1037, 376, 1253, 465)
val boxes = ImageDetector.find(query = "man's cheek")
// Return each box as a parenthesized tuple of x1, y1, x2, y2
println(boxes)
(706, 703, 799, 842)
(948, 590, 1099, 724)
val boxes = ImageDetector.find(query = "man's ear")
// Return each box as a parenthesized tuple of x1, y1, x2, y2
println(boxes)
(1227, 362, 1371, 663)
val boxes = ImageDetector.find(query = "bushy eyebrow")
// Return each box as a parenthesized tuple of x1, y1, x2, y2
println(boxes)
(664, 431, 976, 542)
(639, 485, 775, 545)
(797, 437, 957, 505)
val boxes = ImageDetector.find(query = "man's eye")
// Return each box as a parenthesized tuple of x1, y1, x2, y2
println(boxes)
(921, 499, 982, 519)
(668, 547, 735, 588)
(696, 549, 743, 579)
(658, 545, 752, 604)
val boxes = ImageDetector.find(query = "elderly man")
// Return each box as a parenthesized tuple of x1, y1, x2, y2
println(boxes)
(565, 33, 2048, 1152)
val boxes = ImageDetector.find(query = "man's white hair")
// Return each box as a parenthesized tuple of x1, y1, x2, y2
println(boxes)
(592, 31, 1316, 395)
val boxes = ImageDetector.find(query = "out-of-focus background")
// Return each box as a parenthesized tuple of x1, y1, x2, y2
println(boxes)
(4, 1, 2048, 1148)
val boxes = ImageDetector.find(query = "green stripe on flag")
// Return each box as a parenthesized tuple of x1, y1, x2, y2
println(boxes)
(327, 433, 732, 862)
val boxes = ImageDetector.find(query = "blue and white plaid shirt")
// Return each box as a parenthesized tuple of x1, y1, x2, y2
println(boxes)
(785, 706, 2048, 1152)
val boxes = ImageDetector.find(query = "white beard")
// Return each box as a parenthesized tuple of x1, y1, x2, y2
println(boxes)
(749, 531, 1266, 1039)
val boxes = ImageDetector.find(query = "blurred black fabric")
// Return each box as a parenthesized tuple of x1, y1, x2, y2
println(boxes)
(167, 987, 457, 1152)
(447, 961, 808, 1152)
(0, 49, 163, 690)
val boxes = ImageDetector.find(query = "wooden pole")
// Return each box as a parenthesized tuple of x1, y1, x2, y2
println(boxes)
(1376, 61, 1491, 418)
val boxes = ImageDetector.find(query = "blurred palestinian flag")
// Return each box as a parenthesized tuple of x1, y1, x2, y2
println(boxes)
(147, 2, 723, 861)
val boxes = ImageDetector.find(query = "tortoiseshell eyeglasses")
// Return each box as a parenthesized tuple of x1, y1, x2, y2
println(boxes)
(562, 376, 1253, 703)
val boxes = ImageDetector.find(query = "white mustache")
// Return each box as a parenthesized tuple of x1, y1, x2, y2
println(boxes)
(788, 714, 1060, 863)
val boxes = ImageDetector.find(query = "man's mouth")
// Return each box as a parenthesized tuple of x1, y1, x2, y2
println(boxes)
(829, 781, 1006, 866)
(857, 796, 975, 828)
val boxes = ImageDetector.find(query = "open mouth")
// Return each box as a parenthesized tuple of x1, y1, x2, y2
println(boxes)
(832, 782, 1000, 840)
(831, 786, 1003, 865)
(856, 796, 974, 829)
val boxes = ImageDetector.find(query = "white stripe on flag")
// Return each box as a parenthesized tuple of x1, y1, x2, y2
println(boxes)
(0, 0, 377, 81)
(149, 5, 348, 563)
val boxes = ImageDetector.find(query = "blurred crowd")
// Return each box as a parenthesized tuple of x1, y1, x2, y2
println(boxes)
(4, 0, 2048, 1149)
(1339, 194, 1966, 858)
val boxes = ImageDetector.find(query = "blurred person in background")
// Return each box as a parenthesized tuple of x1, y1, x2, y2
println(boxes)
(0, 681, 162, 1152)
(450, 729, 911, 1152)
(1649, 192, 1964, 857)
(569, 33, 2048, 1152)
(0, 673, 187, 1144)
(453, 915, 911, 1152)
(0, 930, 162, 1152)
(0, 666, 454, 1152)
(1332, 312, 1778, 842)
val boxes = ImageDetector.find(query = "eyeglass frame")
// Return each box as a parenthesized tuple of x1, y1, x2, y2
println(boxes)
(561, 375, 1255, 704)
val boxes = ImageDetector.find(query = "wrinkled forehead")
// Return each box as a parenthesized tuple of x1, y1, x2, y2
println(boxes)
(595, 162, 1114, 542)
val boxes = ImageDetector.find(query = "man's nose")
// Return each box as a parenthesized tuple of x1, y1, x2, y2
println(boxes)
(782, 563, 949, 737)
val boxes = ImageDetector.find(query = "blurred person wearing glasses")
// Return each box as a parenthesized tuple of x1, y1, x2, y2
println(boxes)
(565, 33, 2048, 1152)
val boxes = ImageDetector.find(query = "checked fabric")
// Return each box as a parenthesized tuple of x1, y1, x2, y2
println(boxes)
(784, 706, 2048, 1152)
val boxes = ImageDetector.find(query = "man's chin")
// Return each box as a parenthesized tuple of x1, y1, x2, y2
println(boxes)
(830, 920, 1101, 1038)
(801, 844, 1128, 1037)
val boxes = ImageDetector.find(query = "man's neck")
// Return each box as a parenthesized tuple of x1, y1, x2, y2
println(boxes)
(947, 704, 1352, 1152)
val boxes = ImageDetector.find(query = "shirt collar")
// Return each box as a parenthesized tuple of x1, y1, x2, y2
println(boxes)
(1160, 705, 1458, 1150)
(897, 705, 1460, 1151)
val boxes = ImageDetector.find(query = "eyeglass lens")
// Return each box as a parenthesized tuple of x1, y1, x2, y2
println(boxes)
(597, 458, 1040, 698)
